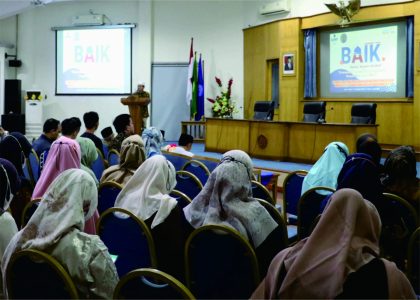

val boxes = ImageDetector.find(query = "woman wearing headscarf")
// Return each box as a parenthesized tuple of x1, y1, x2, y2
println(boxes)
(2, 169, 118, 299)
(114, 155, 191, 281)
(0, 134, 34, 228)
(183, 150, 283, 277)
(301, 141, 349, 195)
(141, 127, 164, 158)
(32, 135, 81, 199)
(382, 146, 419, 213)
(77, 137, 99, 186)
(0, 159, 20, 259)
(100, 135, 146, 185)
(251, 189, 415, 299)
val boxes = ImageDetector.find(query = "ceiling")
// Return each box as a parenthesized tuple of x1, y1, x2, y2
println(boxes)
(0, 0, 73, 20)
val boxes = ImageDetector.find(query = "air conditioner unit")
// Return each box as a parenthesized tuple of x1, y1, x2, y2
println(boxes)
(259, 0, 290, 16)
(72, 14, 104, 26)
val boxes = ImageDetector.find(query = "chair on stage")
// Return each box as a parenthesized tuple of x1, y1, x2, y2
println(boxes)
(97, 207, 157, 277)
(181, 160, 210, 185)
(97, 181, 123, 214)
(253, 101, 275, 121)
(175, 171, 203, 200)
(350, 103, 377, 124)
(169, 189, 192, 209)
(107, 149, 120, 166)
(185, 224, 260, 299)
(5, 249, 79, 299)
(297, 186, 335, 240)
(92, 148, 108, 181)
(302, 101, 326, 123)
(114, 268, 195, 299)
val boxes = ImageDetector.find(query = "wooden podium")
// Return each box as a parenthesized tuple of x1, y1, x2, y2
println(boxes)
(120, 95, 150, 134)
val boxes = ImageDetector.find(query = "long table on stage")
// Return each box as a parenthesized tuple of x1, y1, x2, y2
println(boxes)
(205, 118, 378, 162)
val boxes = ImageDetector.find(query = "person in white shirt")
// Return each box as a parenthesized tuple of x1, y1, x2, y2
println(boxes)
(171, 134, 194, 157)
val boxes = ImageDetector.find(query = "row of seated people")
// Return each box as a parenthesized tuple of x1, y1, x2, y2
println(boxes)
(0, 126, 418, 298)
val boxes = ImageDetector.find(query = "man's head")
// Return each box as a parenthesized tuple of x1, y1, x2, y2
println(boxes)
(113, 114, 134, 136)
(101, 126, 115, 143)
(83, 111, 99, 131)
(178, 133, 194, 151)
(136, 82, 145, 93)
(43, 118, 61, 140)
(61, 117, 82, 139)
(356, 133, 382, 166)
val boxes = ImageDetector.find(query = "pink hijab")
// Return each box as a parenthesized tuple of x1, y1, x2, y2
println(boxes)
(252, 188, 413, 299)
(32, 136, 81, 199)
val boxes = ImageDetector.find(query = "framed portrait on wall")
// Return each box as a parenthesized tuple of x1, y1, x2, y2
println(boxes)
(282, 52, 296, 76)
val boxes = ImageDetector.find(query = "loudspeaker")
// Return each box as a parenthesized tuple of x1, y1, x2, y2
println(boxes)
(1, 114, 25, 134)
(8, 60, 22, 67)
(4, 79, 22, 114)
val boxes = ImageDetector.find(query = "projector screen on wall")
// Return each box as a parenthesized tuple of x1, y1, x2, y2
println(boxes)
(55, 26, 132, 95)
(320, 21, 407, 98)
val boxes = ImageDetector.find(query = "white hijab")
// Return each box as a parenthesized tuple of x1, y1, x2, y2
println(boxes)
(183, 150, 278, 247)
(2, 169, 98, 288)
(301, 141, 349, 195)
(114, 155, 177, 228)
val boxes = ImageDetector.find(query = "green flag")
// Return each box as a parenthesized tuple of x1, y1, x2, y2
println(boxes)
(191, 53, 198, 119)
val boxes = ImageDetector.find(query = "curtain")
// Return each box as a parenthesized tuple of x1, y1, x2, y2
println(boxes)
(304, 29, 317, 98)
(406, 16, 414, 98)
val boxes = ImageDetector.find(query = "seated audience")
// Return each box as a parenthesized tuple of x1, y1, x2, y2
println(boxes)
(1, 169, 119, 299)
(81, 111, 104, 156)
(77, 137, 99, 186)
(142, 127, 164, 158)
(356, 133, 382, 167)
(251, 189, 415, 299)
(61, 117, 82, 139)
(0, 159, 20, 259)
(382, 145, 419, 212)
(100, 126, 115, 147)
(110, 114, 134, 152)
(114, 155, 191, 281)
(170, 133, 194, 157)
(100, 135, 146, 185)
(301, 141, 349, 195)
(183, 150, 284, 277)
(32, 118, 61, 157)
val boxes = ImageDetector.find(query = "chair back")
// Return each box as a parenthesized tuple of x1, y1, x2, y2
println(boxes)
(107, 149, 120, 166)
(407, 227, 420, 294)
(102, 143, 109, 161)
(114, 268, 195, 299)
(5, 249, 79, 299)
(255, 199, 288, 247)
(170, 189, 192, 209)
(175, 171, 203, 200)
(98, 181, 123, 214)
(27, 149, 40, 185)
(351, 103, 377, 124)
(283, 170, 308, 224)
(92, 148, 108, 181)
(185, 224, 260, 299)
(97, 207, 157, 277)
(181, 160, 210, 185)
(162, 151, 191, 171)
(252, 180, 275, 205)
(191, 155, 219, 172)
(303, 101, 326, 122)
(378, 193, 419, 271)
(253, 101, 275, 121)
(297, 186, 335, 240)
(21, 198, 42, 229)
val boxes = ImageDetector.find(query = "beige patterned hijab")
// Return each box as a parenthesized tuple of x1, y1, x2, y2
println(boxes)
(114, 155, 177, 228)
(2, 169, 98, 286)
(183, 150, 277, 247)
(101, 135, 145, 185)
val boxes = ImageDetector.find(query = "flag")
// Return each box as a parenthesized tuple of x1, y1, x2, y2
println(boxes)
(191, 53, 198, 119)
(196, 54, 204, 121)
(186, 38, 194, 106)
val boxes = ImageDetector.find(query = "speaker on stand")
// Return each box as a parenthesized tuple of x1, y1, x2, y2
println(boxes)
(2, 79, 25, 134)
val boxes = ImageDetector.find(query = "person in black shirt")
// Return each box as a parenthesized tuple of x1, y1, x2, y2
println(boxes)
(80, 111, 104, 156)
